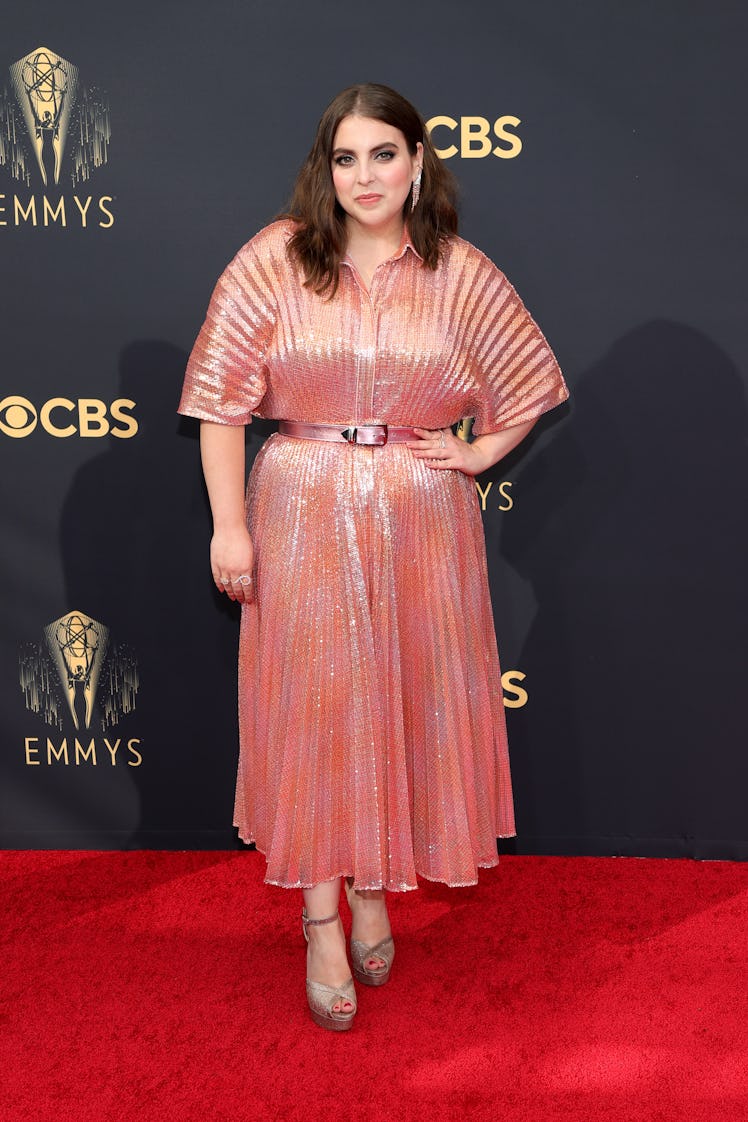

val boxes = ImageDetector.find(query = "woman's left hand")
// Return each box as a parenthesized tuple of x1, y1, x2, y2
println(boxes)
(408, 420, 537, 476)
(407, 427, 492, 476)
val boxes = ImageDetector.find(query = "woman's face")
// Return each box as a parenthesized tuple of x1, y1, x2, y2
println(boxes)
(331, 115, 422, 237)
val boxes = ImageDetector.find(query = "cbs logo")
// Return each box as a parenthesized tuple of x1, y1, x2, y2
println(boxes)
(0, 396, 138, 439)
(426, 116, 522, 160)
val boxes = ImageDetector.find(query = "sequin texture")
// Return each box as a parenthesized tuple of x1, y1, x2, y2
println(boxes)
(179, 220, 568, 890)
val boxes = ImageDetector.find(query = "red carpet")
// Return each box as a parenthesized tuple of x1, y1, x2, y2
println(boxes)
(2, 851, 746, 1122)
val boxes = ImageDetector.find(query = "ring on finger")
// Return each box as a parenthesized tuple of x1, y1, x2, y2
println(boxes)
(237, 574, 252, 586)
(220, 577, 230, 585)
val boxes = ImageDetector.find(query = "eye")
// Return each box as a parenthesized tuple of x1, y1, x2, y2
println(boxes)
(375, 150, 395, 160)
(333, 155, 354, 166)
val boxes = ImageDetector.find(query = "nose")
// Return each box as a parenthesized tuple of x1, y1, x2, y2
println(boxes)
(357, 159, 375, 185)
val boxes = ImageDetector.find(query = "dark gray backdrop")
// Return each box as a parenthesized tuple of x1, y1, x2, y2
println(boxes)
(1, 0, 746, 857)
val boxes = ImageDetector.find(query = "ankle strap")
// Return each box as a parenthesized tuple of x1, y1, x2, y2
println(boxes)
(302, 909, 339, 927)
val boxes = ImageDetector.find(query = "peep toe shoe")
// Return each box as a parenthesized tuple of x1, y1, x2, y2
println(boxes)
(302, 909, 357, 1031)
(344, 878, 395, 987)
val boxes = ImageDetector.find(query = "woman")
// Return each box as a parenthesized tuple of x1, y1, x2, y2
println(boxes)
(179, 83, 568, 1031)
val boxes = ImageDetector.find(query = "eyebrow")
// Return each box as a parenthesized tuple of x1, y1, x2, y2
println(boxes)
(331, 142, 400, 157)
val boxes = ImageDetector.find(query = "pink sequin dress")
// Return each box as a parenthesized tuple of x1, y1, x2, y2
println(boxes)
(179, 219, 568, 890)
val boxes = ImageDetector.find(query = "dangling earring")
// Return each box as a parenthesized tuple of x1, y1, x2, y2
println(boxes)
(411, 168, 422, 211)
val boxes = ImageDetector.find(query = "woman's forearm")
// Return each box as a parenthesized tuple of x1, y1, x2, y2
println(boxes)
(469, 420, 536, 472)
(199, 421, 255, 601)
(200, 421, 247, 530)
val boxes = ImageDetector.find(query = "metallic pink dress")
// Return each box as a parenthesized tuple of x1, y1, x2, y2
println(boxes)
(179, 219, 568, 890)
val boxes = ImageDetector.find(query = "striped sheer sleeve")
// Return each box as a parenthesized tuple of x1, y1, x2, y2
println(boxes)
(468, 255, 568, 435)
(178, 238, 276, 425)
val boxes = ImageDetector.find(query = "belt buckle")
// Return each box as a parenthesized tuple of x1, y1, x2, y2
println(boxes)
(340, 425, 388, 446)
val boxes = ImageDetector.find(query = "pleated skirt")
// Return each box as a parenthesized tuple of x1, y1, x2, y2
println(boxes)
(234, 432, 516, 891)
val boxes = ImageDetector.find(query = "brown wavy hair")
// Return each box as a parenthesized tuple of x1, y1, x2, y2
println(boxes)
(281, 84, 458, 297)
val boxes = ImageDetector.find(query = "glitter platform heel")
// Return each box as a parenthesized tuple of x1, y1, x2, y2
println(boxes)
(344, 878, 395, 987)
(302, 909, 357, 1031)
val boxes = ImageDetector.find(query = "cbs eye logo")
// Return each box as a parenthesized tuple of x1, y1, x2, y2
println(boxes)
(425, 116, 522, 160)
(0, 396, 137, 438)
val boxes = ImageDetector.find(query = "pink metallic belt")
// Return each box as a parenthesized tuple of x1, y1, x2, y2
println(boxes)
(278, 421, 416, 446)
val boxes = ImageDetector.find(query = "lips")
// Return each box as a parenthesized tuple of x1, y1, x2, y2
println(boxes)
(355, 194, 382, 202)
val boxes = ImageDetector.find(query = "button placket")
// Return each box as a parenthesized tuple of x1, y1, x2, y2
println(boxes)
(343, 259, 379, 426)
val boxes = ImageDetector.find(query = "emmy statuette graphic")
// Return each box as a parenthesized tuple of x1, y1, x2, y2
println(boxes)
(44, 611, 109, 730)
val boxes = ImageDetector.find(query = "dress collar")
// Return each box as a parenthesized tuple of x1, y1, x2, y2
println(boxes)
(342, 223, 423, 269)
(393, 223, 423, 262)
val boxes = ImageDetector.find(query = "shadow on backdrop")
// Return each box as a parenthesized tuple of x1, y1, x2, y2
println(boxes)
(59, 340, 270, 846)
(501, 320, 748, 858)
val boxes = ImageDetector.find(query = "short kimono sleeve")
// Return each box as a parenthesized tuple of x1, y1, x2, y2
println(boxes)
(178, 240, 276, 424)
(468, 256, 568, 436)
